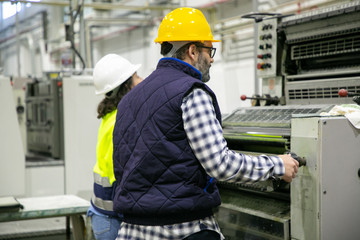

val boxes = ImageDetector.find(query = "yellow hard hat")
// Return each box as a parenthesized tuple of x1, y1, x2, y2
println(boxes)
(154, 7, 220, 43)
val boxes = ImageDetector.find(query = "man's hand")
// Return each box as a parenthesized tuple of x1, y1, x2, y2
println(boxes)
(278, 154, 299, 182)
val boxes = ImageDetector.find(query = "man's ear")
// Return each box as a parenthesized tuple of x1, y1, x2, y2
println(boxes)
(188, 44, 198, 62)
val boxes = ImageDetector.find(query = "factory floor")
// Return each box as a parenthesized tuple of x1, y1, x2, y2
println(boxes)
(0, 217, 74, 240)
(3, 235, 72, 240)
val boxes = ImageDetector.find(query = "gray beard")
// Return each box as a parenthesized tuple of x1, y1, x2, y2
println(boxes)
(195, 53, 211, 83)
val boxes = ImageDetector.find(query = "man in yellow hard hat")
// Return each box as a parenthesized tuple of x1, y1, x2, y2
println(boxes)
(112, 7, 298, 240)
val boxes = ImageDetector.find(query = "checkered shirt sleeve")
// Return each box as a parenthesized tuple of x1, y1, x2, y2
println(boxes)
(116, 215, 224, 240)
(181, 88, 285, 182)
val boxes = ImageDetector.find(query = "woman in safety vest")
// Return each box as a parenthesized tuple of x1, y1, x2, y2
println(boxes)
(87, 54, 142, 240)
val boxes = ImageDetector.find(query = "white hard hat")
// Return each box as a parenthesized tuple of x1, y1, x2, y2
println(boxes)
(93, 54, 141, 95)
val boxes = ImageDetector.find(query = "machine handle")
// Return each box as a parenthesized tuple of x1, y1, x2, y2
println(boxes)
(286, 151, 306, 167)
(338, 89, 359, 97)
(240, 94, 280, 106)
(264, 152, 306, 192)
(338, 89, 360, 105)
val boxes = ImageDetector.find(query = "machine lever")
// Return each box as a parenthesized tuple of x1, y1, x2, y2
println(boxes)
(286, 151, 306, 167)
(241, 94, 280, 106)
(338, 89, 360, 105)
(338, 89, 358, 97)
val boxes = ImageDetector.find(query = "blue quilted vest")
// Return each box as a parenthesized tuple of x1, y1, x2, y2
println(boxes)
(113, 58, 222, 225)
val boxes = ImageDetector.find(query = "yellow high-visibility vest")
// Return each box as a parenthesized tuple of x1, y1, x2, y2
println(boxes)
(91, 110, 117, 212)
(93, 110, 117, 186)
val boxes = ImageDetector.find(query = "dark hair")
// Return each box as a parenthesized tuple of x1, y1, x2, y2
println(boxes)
(96, 76, 133, 119)
(160, 42, 173, 56)
(161, 41, 205, 60)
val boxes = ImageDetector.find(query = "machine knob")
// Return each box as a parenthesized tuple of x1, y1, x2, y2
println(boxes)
(262, 24, 273, 30)
(339, 89, 360, 105)
(265, 43, 272, 49)
(259, 34, 272, 40)
(338, 88, 359, 97)
(260, 94, 279, 106)
(286, 152, 306, 167)
(260, 34, 272, 40)
(338, 89, 348, 97)
(257, 54, 272, 59)
(257, 63, 271, 70)
(16, 105, 25, 114)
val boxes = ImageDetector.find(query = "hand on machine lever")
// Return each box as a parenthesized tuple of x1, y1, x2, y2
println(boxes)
(277, 152, 306, 183)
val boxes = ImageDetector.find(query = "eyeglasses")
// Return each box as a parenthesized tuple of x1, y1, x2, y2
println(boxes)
(198, 46, 216, 58)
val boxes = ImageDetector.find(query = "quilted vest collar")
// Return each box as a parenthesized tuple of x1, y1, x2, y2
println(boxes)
(157, 58, 202, 81)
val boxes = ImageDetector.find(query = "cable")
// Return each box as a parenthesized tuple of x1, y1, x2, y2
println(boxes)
(67, 0, 86, 74)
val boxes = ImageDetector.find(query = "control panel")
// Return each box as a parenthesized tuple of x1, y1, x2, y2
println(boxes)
(256, 18, 278, 78)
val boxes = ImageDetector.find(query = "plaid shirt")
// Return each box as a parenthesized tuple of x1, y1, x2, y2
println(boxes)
(116, 88, 284, 240)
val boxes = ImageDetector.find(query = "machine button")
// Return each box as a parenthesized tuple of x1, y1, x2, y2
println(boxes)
(259, 34, 272, 40)
(257, 54, 272, 59)
(257, 63, 272, 70)
(262, 24, 273, 30)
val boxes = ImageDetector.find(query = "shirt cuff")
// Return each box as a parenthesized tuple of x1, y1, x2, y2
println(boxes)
(270, 156, 285, 177)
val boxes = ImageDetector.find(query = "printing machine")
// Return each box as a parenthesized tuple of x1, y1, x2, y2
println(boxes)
(216, 1, 360, 239)
(26, 72, 65, 159)
(24, 72, 101, 199)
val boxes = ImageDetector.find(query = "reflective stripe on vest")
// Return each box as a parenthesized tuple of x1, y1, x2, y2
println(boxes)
(94, 172, 112, 188)
(91, 193, 114, 211)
